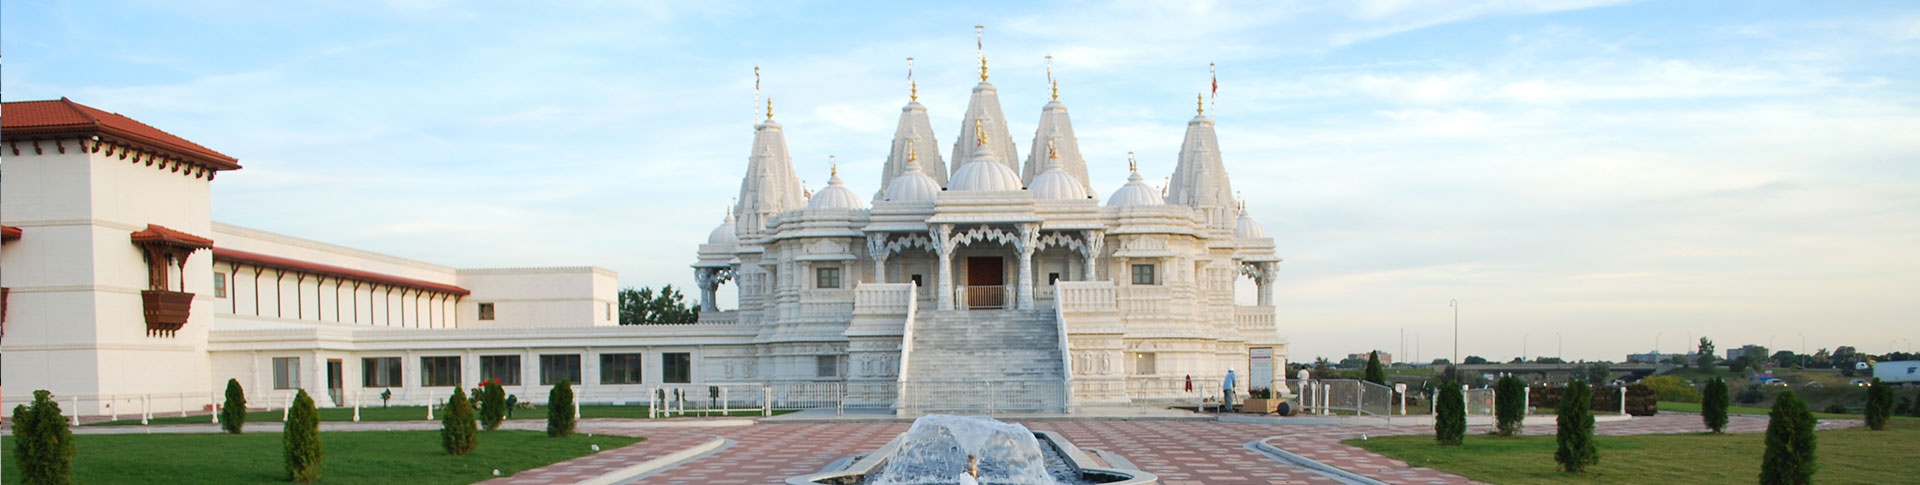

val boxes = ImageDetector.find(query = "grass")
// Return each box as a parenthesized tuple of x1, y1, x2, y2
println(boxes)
(1657, 401, 1861, 420)
(1, 430, 639, 484)
(1347, 416, 1920, 484)
(90, 404, 783, 426)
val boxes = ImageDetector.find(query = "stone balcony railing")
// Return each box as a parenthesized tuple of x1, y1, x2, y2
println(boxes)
(1117, 285, 1172, 315)
(1235, 305, 1276, 329)
(697, 310, 741, 325)
(1054, 281, 1117, 313)
(798, 288, 854, 320)
(853, 283, 915, 315)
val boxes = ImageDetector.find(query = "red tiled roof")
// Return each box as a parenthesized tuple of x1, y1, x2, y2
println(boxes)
(130, 224, 214, 249)
(1, 225, 20, 242)
(2, 98, 241, 171)
(212, 248, 471, 296)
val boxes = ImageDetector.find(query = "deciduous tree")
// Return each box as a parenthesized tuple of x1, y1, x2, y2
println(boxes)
(618, 286, 699, 324)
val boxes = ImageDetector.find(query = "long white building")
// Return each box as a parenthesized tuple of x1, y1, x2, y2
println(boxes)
(1, 66, 1287, 415)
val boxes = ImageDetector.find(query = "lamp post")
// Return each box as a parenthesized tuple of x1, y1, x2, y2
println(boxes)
(1798, 333, 1806, 357)
(1557, 331, 1563, 361)
(1655, 332, 1663, 355)
(1450, 299, 1459, 368)
(1523, 333, 1529, 363)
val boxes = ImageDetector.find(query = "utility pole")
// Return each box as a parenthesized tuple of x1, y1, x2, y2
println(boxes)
(1450, 299, 1459, 368)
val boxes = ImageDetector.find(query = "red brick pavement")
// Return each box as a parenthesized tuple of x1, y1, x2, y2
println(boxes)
(493, 414, 1864, 484)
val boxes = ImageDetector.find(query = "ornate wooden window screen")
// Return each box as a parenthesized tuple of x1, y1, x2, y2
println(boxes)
(130, 224, 212, 337)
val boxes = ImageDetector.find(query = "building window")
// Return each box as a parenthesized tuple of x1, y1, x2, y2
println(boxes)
(477, 303, 495, 320)
(816, 267, 841, 289)
(214, 272, 228, 298)
(362, 357, 402, 388)
(606, 302, 613, 320)
(1131, 264, 1156, 285)
(540, 354, 582, 385)
(480, 355, 522, 386)
(910, 274, 923, 287)
(662, 352, 692, 383)
(272, 357, 301, 389)
(420, 356, 461, 387)
(1048, 272, 1061, 285)
(1132, 352, 1157, 376)
(600, 353, 644, 385)
(816, 355, 837, 378)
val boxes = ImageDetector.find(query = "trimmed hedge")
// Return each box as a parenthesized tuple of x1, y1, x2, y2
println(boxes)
(1435, 382, 1465, 446)
(1530, 383, 1658, 416)
(442, 387, 478, 455)
(1494, 375, 1526, 437)
(548, 379, 576, 437)
(1761, 390, 1816, 484)
(1702, 377, 1730, 433)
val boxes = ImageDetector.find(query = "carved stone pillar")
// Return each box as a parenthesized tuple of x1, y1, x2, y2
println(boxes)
(1015, 223, 1038, 310)
(694, 268, 719, 312)
(1080, 230, 1105, 281)
(866, 233, 890, 283)
(932, 224, 954, 311)
(1257, 262, 1276, 306)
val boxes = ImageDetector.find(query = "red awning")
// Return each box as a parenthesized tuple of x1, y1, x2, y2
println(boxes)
(130, 224, 214, 249)
(1, 225, 20, 242)
(212, 248, 470, 296)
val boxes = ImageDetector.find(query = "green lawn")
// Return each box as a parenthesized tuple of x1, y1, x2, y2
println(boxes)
(1, 430, 639, 484)
(1657, 401, 1861, 420)
(1347, 417, 1920, 484)
(90, 404, 779, 426)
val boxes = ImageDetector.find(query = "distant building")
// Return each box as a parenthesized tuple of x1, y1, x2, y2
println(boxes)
(1626, 351, 1695, 363)
(1348, 352, 1393, 366)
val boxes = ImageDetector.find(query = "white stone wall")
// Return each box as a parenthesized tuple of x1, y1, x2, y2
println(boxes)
(456, 267, 618, 327)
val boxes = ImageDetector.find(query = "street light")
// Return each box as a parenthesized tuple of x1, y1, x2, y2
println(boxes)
(1798, 333, 1806, 357)
(1656, 332, 1663, 354)
(1523, 333, 1530, 362)
(1557, 331, 1563, 361)
(1450, 299, 1459, 368)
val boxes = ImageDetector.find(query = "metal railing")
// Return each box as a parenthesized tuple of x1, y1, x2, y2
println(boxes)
(954, 285, 1012, 309)
(1291, 379, 1398, 417)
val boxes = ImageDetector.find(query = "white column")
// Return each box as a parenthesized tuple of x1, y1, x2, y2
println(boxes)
(1080, 230, 1104, 281)
(1256, 262, 1276, 306)
(933, 224, 955, 310)
(1016, 223, 1038, 310)
(695, 268, 719, 313)
(867, 233, 890, 283)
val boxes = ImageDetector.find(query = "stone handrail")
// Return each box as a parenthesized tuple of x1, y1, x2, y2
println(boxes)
(1117, 285, 1170, 314)
(852, 283, 915, 315)
(1054, 291, 1075, 411)
(1054, 281, 1117, 312)
(894, 284, 920, 409)
(1234, 305, 1276, 329)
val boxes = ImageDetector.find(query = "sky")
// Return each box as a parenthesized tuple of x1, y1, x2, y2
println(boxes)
(5, 0, 1918, 364)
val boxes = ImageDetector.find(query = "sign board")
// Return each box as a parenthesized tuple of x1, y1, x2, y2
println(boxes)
(1249, 347, 1274, 390)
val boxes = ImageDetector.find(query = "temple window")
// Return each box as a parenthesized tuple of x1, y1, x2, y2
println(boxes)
(272, 357, 301, 389)
(662, 352, 692, 383)
(600, 353, 644, 384)
(477, 302, 495, 320)
(816, 267, 842, 289)
(817, 355, 838, 377)
(1131, 264, 1157, 285)
(420, 356, 461, 387)
(214, 272, 227, 298)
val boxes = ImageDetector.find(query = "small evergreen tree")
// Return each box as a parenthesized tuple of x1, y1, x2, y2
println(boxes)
(1364, 351, 1387, 386)
(1435, 381, 1465, 445)
(1761, 390, 1817, 484)
(1696, 337, 1717, 374)
(221, 378, 248, 434)
(11, 390, 76, 485)
(441, 387, 478, 455)
(283, 389, 323, 483)
(548, 379, 576, 437)
(479, 380, 507, 431)
(1495, 375, 1526, 436)
(1555, 380, 1599, 473)
(1865, 378, 1894, 430)
(1702, 377, 1730, 433)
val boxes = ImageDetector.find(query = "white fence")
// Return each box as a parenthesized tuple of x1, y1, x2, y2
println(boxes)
(1290, 379, 1398, 417)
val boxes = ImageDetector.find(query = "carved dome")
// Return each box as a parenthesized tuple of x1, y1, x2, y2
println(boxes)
(706, 211, 738, 245)
(1235, 207, 1266, 238)
(1029, 143, 1088, 200)
(948, 142, 1024, 192)
(883, 147, 942, 202)
(1106, 167, 1164, 207)
(807, 169, 866, 210)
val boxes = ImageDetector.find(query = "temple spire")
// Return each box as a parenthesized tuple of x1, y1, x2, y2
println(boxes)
(976, 25, 988, 82)
(876, 79, 947, 198)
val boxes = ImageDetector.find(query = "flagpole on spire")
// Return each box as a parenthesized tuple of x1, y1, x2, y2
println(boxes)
(907, 57, 917, 102)
(1046, 55, 1055, 100)
(976, 25, 988, 82)
(754, 66, 761, 126)
(1210, 62, 1218, 117)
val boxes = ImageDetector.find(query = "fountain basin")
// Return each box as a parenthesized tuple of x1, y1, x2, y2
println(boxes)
(787, 427, 1156, 485)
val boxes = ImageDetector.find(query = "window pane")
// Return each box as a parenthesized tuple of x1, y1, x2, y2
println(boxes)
(816, 355, 836, 378)
(214, 273, 228, 298)
(663, 352, 691, 383)
(1133, 352, 1156, 375)
(817, 267, 841, 289)
(362, 357, 401, 388)
(481, 355, 521, 386)
(1131, 264, 1155, 285)
(421, 356, 460, 387)
(273, 357, 300, 389)
(478, 303, 495, 320)
(600, 353, 643, 385)
(540, 354, 582, 385)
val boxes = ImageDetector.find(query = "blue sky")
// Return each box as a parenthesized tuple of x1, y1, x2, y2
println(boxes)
(7, 0, 1918, 363)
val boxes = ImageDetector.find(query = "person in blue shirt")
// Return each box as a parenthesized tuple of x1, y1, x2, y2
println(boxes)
(1223, 368, 1237, 413)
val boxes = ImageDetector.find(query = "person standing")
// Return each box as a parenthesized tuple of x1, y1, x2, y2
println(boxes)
(1223, 368, 1237, 413)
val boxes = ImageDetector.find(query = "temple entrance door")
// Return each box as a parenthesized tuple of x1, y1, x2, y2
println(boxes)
(966, 257, 1005, 309)
(326, 359, 344, 407)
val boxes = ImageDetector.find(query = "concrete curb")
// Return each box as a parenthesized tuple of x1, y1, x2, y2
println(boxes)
(1245, 439, 1389, 485)
(576, 437, 730, 485)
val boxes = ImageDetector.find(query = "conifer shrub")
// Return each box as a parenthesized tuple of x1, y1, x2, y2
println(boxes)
(1912, 390, 1920, 418)
(11, 390, 76, 485)
(1494, 375, 1526, 436)
(1364, 351, 1386, 386)
(1761, 390, 1816, 484)
(1702, 377, 1730, 433)
(283, 389, 323, 483)
(1865, 378, 1894, 430)
(1554, 380, 1598, 473)
(441, 387, 478, 455)
(548, 378, 576, 437)
(1434, 381, 1465, 445)
(221, 378, 248, 434)
(479, 379, 507, 431)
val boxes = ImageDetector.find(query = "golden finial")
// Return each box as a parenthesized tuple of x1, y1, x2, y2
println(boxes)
(1127, 152, 1137, 172)
(907, 57, 917, 102)
(974, 118, 986, 147)
(1047, 137, 1058, 160)
(1197, 93, 1204, 115)
(976, 25, 988, 81)
(1052, 80, 1059, 101)
(829, 155, 837, 177)
(767, 97, 774, 120)
(980, 57, 989, 82)
(908, 142, 918, 162)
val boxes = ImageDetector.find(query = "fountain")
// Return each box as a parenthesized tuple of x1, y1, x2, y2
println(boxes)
(786, 415, 1156, 485)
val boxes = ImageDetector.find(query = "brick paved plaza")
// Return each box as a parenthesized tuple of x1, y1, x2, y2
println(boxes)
(485, 413, 1858, 484)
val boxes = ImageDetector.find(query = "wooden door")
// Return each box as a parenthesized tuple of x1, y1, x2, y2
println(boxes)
(966, 257, 1005, 308)
(326, 359, 344, 407)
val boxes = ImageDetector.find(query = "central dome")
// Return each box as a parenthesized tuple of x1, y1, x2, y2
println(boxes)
(1106, 167, 1164, 207)
(808, 169, 866, 210)
(947, 140, 1024, 192)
